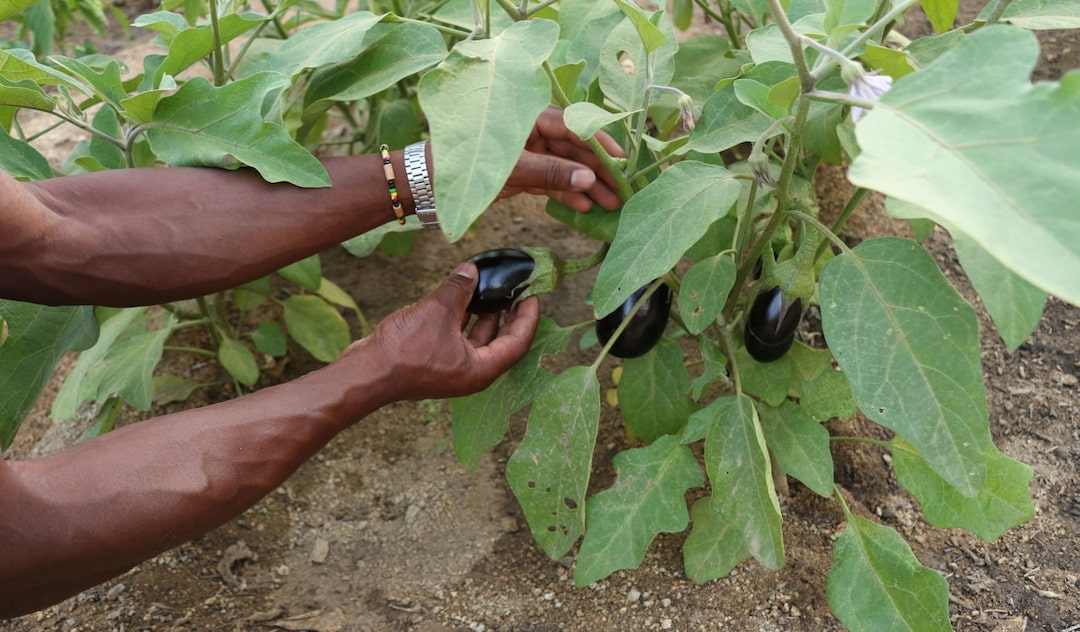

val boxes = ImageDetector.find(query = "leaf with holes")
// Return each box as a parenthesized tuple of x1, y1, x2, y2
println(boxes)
(505, 365, 600, 559)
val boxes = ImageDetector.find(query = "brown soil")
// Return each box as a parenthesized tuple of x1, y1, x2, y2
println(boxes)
(4, 3, 1079, 631)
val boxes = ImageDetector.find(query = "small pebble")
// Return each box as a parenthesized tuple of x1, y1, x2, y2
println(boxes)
(626, 588, 641, 603)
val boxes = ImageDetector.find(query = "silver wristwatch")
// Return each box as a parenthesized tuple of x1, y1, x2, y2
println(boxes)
(403, 141, 439, 230)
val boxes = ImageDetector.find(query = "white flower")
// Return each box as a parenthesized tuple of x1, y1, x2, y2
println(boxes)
(847, 72, 893, 123)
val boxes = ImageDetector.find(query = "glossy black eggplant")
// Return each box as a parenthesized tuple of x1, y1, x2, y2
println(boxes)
(596, 282, 673, 359)
(744, 286, 803, 362)
(466, 248, 535, 314)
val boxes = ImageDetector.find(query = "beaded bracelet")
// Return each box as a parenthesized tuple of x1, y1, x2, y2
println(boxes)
(380, 143, 405, 225)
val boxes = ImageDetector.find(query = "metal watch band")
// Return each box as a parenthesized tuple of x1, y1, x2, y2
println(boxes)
(403, 141, 439, 230)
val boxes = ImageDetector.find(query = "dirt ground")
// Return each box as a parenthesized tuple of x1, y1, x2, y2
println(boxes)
(4, 3, 1079, 631)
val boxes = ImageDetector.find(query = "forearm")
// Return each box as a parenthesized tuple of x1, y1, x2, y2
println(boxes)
(0, 345, 392, 617)
(2, 153, 419, 306)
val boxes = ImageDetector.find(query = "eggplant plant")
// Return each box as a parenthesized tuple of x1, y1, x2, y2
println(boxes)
(0, 0, 1077, 629)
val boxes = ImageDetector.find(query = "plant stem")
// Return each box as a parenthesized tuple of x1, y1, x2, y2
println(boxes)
(589, 278, 664, 371)
(982, 0, 1016, 26)
(811, 0, 920, 76)
(815, 187, 867, 261)
(691, 0, 742, 48)
(766, 0, 815, 90)
(492, 0, 520, 20)
(562, 243, 610, 276)
(785, 209, 852, 256)
(164, 345, 218, 357)
(544, 62, 635, 202)
(626, 52, 656, 184)
(805, 88, 879, 112)
(833, 484, 854, 518)
(830, 435, 892, 449)
(208, 0, 227, 87)
(714, 321, 742, 394)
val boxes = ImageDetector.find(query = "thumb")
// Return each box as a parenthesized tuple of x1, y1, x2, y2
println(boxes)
(515, 151, 596, 193)
(432, 262, 479, 314)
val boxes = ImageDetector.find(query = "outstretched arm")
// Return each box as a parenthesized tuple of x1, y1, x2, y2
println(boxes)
(0, 107, 622, 307)
(0, 263, 539, 618)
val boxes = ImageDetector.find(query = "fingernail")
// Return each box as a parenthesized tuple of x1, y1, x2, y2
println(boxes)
(571, 169, 594, 190)
(455, 262, 477, 280)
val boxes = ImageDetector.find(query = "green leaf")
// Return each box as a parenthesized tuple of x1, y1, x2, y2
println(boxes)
(695, 394, 784, 570)
(0, 49, 88, 93)
(545, 200, 619, 243)
(848, 26, 1080, 307)
(860, 43, 917, 79)
(788, 343, 857, 422)
(51, 307, 146, 421)
(618, 338, 689, 444)
(564, 102, 636, 141)
(252, 321, 287, 357)
(977, 0, 1080, 29)
(757, 400, 834, 497)
(278, 254, 322, 291)
(316, 278, 361, 317)
(824, 0, 877, 34)
(154, 12, 266, 81)
(0, 75, 55, 111)
(574, 435, 703, 585)
(146, 72, 329, 187)
(683, 494, 750, 582)
(451, 318, 572, 470)
(0, 302, 97, 448)
(827, 515, 951, 632)
(282, 295, 349, 363)
(918, 0, 958, 33)
(0, 129, 52, 180)
(672, 0, 694, 30)
(891, 437, 1033, 542)
(684, 62, 795, 154)
(49, 56, 128, 111)
(679, 253, 736, 334)
(952, 233, 1046, 352)
(418, 19, 558, 242)
(302, 21, 446, 126)
(611, 0, 666, 53)
(263, 11, 387, 76)
(594, 162, 741, 318)
(818, 238, 989, 496)
(506, 365, 600, 559)
(736, 345, 793, 407)
(599, 16, 677, 111)
(152, 374, 207, 405)
(0, 0, 37, 21)
(93, 314, 175, 412)
(733, 78, 788, 119)
(557, 0, 624, 91)
(218, 336, 260, 387)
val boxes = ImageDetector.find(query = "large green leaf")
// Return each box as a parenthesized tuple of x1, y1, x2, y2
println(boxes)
(574, 435, 703, 585)
(278, 254, 322, 292)
(678, 252, 736, 334)
(451, 318, 572, 470)
(301, 22, 446, 134)
(848, 26, 1080, 307)
(0, 75, 55, 111)
(0, 49, 88, 93)
(0, 0, 36, 20)
(146, 72, 329, 187)
(557, 0, 624, 91)
(282, 295, 350, 363)
(683, 494, 750, 582)
(0, 302, 97, 448)
(952, 233, 1046, 352)
(827, 515, 951, 632)
(610, 0, 666, 53)
(51, 307, 146, 421)
(618, 338, 689, 444)
(418, 19, 558, 242)
(695, 394, 784, 570)
(598, 15, 676, 112)
(890, 438, 1034, 542)
(0, 129, 52, 180)
(593, 161, 741, 318)
(154, 13, 266, 81)
(819, 238, 989, 497)
(263, 11, 387, 76)
(977, 0, 1080, 29)
(52, 307, 173, 420)
(757, 400, 834, 498)
(506, 365, 600, 559)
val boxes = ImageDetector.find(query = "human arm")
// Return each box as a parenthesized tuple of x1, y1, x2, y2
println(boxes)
(0, 107, 622, 307)
(0, 263, 539, 618)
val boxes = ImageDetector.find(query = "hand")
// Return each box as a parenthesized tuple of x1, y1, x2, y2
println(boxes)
(498, 106, 625, 212)
(360, 263, 540, 402)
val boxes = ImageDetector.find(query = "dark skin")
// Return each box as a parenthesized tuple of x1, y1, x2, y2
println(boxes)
(0, 107, 624, 618)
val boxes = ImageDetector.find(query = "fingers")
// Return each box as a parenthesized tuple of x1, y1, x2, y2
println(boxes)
(507, 152, 622, 212)
(431, 262, 479, 319)
(471, 297, 540, 377)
